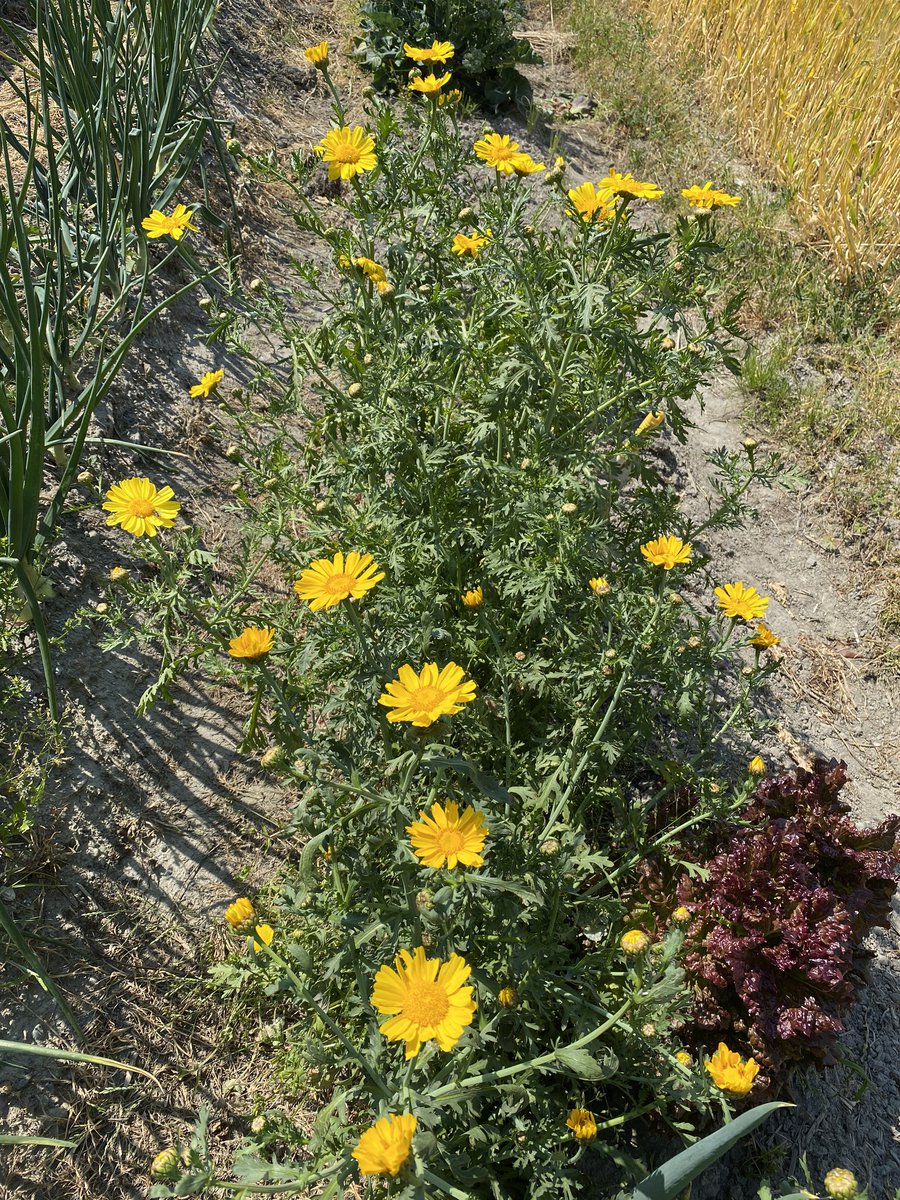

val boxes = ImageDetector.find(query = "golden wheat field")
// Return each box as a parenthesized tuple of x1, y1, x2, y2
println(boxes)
(647, 0, 900, 283)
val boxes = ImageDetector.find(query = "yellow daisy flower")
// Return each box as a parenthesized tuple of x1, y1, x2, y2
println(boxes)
(408, 71, 451, 96)
(635, 410, 665, 436)
(304, 41, 329, 66)
(224, 896, 254, 928)
(294, 551, 385, 611)
(589, 577, 610, 596)
(473, 131, 522, 174)
(190, 369, 224, 398)
(141, 203, 198, 240)
(640, 535, 692, 569)
(749, 622, 780, 649)
(404, 39, 454, 63)
(352, 1113, 417, 1177)
(354, 256, 392, 294)
(378, 661, 476, 727)
(461, 585, 484, 607)
(315, 126, 377, 181)
(452, 229, 491, 258)
(406, 800, 489, 869)
(103, 477, 180, 538)
(705, 1042, 759, 1095)
(371, 945, 476, 1058)
(714, 581, 769, 621)
(566, 1108, 597, 1142)
(681, 182, 741, 210)
(598, 169, 663, 200)
(228, 626, 275, 659)
(567, 181, 616, 223)
(511, 152, 545, 175)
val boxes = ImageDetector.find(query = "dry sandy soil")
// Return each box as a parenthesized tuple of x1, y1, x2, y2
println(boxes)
(1, 2, 897, 1198)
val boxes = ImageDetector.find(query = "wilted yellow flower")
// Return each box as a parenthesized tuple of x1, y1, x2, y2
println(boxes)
(566, 1108, 597, 1142)
(512, 152, 544, 175)
(252, 923, 274, 952)
(150, 1147, 181, 1179)
(352, 1113, 417, 1176)
(378, 661, 476, 727)
(823, 1168, 859, 1199)
(371, 945, 476, 1058)
(304, 41, 329, 66)
(228, 626, 275, 660)
(705, 1042, 760, 1095)
(354, 256, 392, 294)
(715, 581, 769, 621)
(461, 585, 483, 607)
(406, 800, 488, 869)
(672, 905, 691, 924)
(635, 410, 665, 436)
(498, 986, 518, 1008)
(641, 535, 693, 569)
(748, 755, 766, 776)
(749, 622, 780, 650)
(315, 126, 377, 181)
(567, 181, 616, 223)
(142, 203, 198, 240)
(620, 929, 650, 955)
(294, 551, 384, 611)
(452, 229, 491, 257)
(408, 71, 451, 96)
(675, 1050, 692, 1066)
(224, 896, 254, 928)
(404, 39, 454, 63)
(473, 132, 522, 174)
(681, 182, 741, 210)
(598, 169, 663, 200)
(103, 477, 179, 538)
(589, 577, 610, 596)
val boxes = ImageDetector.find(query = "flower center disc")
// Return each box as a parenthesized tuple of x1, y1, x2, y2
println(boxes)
(333, 145, 361, 163)
(411, 685, 444, 713)
(436, 828, 464, 855)
(323, 572, 353, 597)
(128, 498, 156, 517)
(402, 979, 450, 1027)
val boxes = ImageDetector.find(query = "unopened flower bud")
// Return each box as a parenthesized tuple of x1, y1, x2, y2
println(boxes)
(76, 469, 94, 486)
(198, 296, 213, 311)
(561, 502, 577, 514)
(109, 566, 130, 584)
(249, 278, 263, 292)
(675, 1050, 692, 1066)
(522, 223, 535, 236)
(743, 436, 758, 451)
(687, 636, 701, 649)
(380, 283, 395, 298)
(458, 206, 474, 221)
(661, 336, 675, 350)
(150, 1147, 181, 1180)
(347, 382, 362, 398)
(605, 648, 616, 659)
(250, 1115, 266, 1134)
(95, 602, 108, 615)
(823, 1169, 859, 1199)
(314, 499, 328, 512)
(668, 591, 683, 605)
(620, 929, 650, 955)
(415, 890, 433, 911)
(520, 458, 531, 469)
(263, 477, 278, 489)
(539, 838, 560, 857)
(224, 445, 240, 461)
(748, 755, 766, 776)
(498, 986, 518, 1008)
(514, 651, 526, 662)
(363, 353, 373, 365)
(672, 906, 691, 924)
(260, 745, 289, 771)
(226, 137, 242, 155)
(642, 1023, 656, 1037)
(230, 481, 242, 494)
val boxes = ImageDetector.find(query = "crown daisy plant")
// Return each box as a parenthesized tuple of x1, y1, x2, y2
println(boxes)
(141, 203, 198, 240)
(406, 800, 489, 869)
(294, 552, 384, 611)
(315, 126, 377, 181)
(352, 1114, 417, 1177)
(714, 581, 769, 621)
(404, 39, 454, 63)
(190, 369, 224, 398)
(408, 72, 452, 97)
(640, 535, 693, 569)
